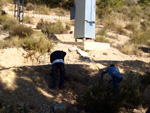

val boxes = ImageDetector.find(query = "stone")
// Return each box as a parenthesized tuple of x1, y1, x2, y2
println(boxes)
(54, 104, 67, 113)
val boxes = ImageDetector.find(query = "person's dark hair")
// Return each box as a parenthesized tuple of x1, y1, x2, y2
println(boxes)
(110, 64, 115, 67)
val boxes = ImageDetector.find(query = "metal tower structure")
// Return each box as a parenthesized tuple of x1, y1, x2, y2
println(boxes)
(14, 0, 24, 24)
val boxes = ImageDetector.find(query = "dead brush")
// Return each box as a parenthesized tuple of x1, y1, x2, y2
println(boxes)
(120, 44, 143, 56)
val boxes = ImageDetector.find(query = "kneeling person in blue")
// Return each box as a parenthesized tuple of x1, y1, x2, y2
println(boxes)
(101, 64, 123, 92)
(50, 50, 66, 89)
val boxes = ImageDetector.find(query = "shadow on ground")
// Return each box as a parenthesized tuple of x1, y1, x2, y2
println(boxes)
(0, 60, 150, 112)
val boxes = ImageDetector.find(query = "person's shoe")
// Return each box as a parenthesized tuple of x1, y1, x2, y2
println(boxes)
(59, 85, 65, 90)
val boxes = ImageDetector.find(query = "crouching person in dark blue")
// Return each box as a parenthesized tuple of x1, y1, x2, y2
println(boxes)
(146, 106, 150, 113)
(50, 50, 66, 90)
(101, 64, 123, 92)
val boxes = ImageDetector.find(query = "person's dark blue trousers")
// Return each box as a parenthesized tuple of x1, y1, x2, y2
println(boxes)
(146, 106, 150, 113)
(51, 63, 65, 88)
(112, 76, 122, 92)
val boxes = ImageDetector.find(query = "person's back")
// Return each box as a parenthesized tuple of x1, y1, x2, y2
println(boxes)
(101, 64, 122, 92)
(104, 66, 122, 78)
(50, 51, 66, 63)
(50, 50, 66, 89)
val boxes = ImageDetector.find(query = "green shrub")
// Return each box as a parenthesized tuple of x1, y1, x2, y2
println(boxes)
(96, 0, 124, 18)
(120, 72, 143, 107)
(0, 15, 18, 31)
(22, 37, 53, 55)
(138, 0, 150, 6)
(46, 21, 66, 34)
(0, 34, 53, 55)
(81, 82, 123, 113)
(123, 0, 137, 6)
(10, 25, 33, 38)
(0, 38, 19, 49)
(81, 72, 143, 113)
(37, 20, 70, 35)
(127, 6, 142, 21)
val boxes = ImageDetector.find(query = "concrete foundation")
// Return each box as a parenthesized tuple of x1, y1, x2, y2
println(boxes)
(84, 42, 110, 50)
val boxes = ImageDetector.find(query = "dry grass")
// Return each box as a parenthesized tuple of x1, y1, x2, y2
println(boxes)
(131, 29, 150, 45)
(24, 16, 34, 24)
(37, 20, 70, 34)
(0, 15, 18, 31)
(10, 25, 33, 38)
(120, 44, 142, 56)
(114, 24, 127, 35)
(34, 4, 50, 15)
(95, 29, 109, 43)
(125, 21, 140, 32)
(0, 31, 54, 55)
(102, 14, 127, 35)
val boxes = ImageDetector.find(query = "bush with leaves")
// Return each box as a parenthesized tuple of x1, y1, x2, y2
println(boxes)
(138, 0, 150, 6)
(37, 20, 70, 36)
(10, 25, 33, 38)
(81, 82, 124, 113)
(0, 15, 18, 31)
(96, 0, 124, 18)
(81, 72, 144, 113)
(120, 72, 143, 107)
(22, 37, 53, 55)
(0, 32, 53, 55)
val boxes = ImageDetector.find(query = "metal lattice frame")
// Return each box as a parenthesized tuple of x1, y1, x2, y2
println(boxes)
(14, 0, 24, 24)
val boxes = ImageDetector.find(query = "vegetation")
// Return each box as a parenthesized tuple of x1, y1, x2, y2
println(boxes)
(0, 15, 18, 31)
(37, 19, 70, 35)
(81, 72, 144, 113)
(0, 29, 53, 55)
(24, 16, 34, 24)
(95, 29, 109, 43)
(10, 25, 33, 38)
(131, 29, 150, 45)
(120, 44, 142, 56)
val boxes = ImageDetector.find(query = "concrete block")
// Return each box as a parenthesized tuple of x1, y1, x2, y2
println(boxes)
(84, 42, 110, 50)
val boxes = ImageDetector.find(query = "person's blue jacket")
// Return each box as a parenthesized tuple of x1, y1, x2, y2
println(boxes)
(50, 51, 66, 63)
(102, 66, 122, 78)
